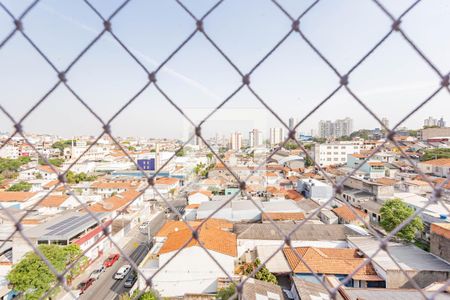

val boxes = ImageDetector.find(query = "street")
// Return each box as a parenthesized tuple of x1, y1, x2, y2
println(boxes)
(77, 232, 151, 300)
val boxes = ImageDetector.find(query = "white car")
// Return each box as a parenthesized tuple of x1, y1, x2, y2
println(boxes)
(114, 265, 131, 280)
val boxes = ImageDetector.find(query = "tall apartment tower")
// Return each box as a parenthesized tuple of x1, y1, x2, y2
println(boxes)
(249, 129, 263, 148)
(269, 128, 284, 146)
(381, 117, 390, 129)
(230, 132, 242, 151)
(319, 118, 353, 138)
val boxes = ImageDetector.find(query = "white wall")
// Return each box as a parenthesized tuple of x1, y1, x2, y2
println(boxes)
(153, 247, 235, 297)
(188, 193, 210, 205)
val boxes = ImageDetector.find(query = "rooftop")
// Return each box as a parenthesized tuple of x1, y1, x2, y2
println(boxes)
(235, 224, 366, 240)
(24, 211, 107, 241)
(283, 247, 381, 281)
(158, 226, 237, 257)
(348, 236, 450, 272)
(332, 206, 367, 222)
(0, 191, 37, 202)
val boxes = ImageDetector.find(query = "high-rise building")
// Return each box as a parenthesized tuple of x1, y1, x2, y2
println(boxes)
(424, 116, 438, 127)
(288, 117, 297, 130)
(249, 129, 263, 148)
(269, 127, 284, 146)
(381, 117, 389, 129)
(230, 132, 242, 151)
(437, 117, 446, 128)
(319, 118, 353, 138)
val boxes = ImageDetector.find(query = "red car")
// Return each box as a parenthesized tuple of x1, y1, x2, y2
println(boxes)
(79, 278, 95, 294)
(103, 253, 120, 267)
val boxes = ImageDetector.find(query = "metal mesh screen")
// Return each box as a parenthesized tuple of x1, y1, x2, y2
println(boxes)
(0, 0, 449, 299)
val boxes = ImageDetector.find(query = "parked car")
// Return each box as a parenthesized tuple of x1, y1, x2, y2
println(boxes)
(103, 253, 120, 267)
(114, 265, 131, 280)
(89, 266, 106, 280)
(139, 221, 150, 231)
(79, 278, 95, 294)
(124, 271, 137, 288)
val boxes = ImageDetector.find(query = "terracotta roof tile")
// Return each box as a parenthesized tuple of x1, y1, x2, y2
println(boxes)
(262, 212, 305, 221)
(420, 158, 450, 167)
(155, 177, 179, 185)
(283, 247, 380, 280)
(159, 227, 237, 257)
(332, 206, 367, 222)
(0, 191, 37, 202)
(38, 195, 70, 207)
(285, 190, 304, 201)
(188, 190, 212, 198)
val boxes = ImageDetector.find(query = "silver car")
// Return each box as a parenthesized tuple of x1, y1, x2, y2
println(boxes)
(89, 266, 105, 280)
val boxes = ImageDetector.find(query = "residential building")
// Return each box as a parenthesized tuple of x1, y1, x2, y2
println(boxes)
(418, 127, 450, 140)
(283, 247, 384, 288)
(418, 158, 450, 177)
(318, 118, 353, 138)
(139, 226, 237, 297)
(248, 129, 263, 148)
(348, 236, 450, 288)
(187, 190, 212, 205)
(235, 223, 367, 258)
(312, 141, 361, 166)
(424, 116, 446, 128)
(430, 223, 450, 262)
(230, 132, 243, 151)
(297, 179, 333, 204)
(381, 117, 389, 129)
(269, 127, 284, 146)
(332, 205, 368, 226)
(0, 191, 41, 209)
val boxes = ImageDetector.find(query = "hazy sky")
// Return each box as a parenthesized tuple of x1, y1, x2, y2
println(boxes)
(0, 0, 449, 140)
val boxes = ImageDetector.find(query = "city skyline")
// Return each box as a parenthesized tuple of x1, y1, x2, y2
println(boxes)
(1, 1, 449, 139)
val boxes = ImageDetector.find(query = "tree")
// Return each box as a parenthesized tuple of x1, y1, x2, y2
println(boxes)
(420, 149, 450, 161)
(7, 181, 32, 192)
(39, 158, 64, 167)
(206, 152, 213, 162)
(7, 244, 84, 300)
(304, 156, 314, 168)
(175, 148, 186, 157)
(127, 146, 136, 151)
(380, 198, 424, 242)
(0, 156, 31, 179)
(66, 170, 97, 184)
(217, 284, 236, 300)
(51, 140, 73, 152)
(238, 258, 277, 284)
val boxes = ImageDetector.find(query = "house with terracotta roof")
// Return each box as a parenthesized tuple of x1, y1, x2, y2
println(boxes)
(283, 247, 384, 288)
(418, 158, 450, 177)
(347, 155, 386, 179)
(18, 165, 59, 181)
(85, 189, 143, 218)
(139, 224, 237, 297)
(90, 179, 143, 198)
(430, 223, 450, 262)
(187, 190, 212, 205)
(0, 191, 41, 209)
(36, 194, 80, 215)
(332, 205, 368, 226)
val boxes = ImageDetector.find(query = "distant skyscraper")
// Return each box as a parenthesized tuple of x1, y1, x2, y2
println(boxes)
(437, 117, 446, 128)
(230, 132, 242, 151)
(424, 116, 438, 127)
(249, 129, 263, 148)
(269, 127, 284, 146)
(319, 117, 353, 138)
(288, 117, 297, 130)
(381, 117, 389, 129)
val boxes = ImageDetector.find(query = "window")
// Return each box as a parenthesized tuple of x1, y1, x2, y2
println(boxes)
(334, 158, 338, 161)
(327, 158, 332, 161)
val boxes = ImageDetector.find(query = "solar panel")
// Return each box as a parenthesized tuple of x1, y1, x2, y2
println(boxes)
(46, 216, 77, 230)
(46, 214, 96, 236)
(53, 214, 94, 235)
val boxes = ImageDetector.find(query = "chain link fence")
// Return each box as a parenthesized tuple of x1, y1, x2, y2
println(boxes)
(0, 0, 449, 299)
